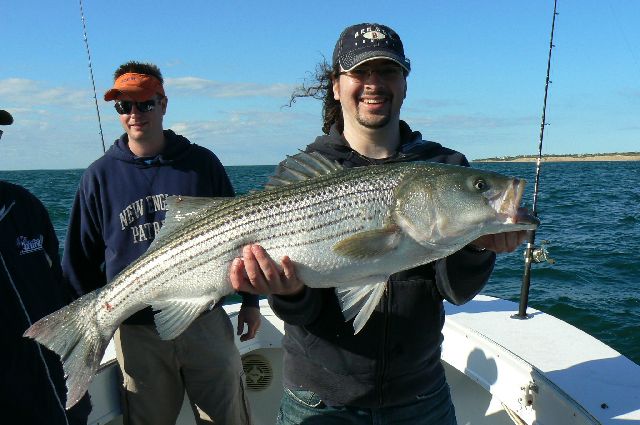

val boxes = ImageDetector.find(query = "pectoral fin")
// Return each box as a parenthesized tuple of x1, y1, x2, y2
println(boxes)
(335, 281, 387, 334)
(151, 298, 213, 340)
(332, 225, 401, 260)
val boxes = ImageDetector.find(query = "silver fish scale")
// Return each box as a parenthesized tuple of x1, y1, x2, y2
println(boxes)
(97, 165, 409, 321)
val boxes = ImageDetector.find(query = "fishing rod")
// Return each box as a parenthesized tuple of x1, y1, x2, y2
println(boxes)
(79, 0, 106, 153)
(514, 0, 558, 319)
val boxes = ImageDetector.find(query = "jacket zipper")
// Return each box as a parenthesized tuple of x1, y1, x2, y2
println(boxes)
(378, 281, 391, 406)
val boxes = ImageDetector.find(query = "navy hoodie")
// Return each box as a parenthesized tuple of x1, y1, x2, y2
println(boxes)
(269, 121, 496, 407)
(63, 130, 258, 325)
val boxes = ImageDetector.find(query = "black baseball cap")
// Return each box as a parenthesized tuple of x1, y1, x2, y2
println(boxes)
(0, 110, 13, 125)
(332, 23, 410, 73)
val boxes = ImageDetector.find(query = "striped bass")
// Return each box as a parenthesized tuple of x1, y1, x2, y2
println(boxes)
(24, 152, 538, 408)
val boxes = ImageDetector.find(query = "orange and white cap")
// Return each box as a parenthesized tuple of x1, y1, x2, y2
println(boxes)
(104, 73, 165, 102)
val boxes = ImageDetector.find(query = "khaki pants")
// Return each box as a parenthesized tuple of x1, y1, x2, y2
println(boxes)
(115, 307, 252, 425)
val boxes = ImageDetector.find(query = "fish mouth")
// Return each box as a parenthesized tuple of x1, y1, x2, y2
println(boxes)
(514, 208, 540, 226)
(490, 178, 539, 227)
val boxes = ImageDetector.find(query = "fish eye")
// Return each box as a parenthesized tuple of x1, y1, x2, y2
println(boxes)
(473, 178, 487, 191)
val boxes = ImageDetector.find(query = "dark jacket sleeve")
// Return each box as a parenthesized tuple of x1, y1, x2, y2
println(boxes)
(434, 247, 496, 305)
(240, 293, 260, 308)
(268, 287, 327, 326)
(62, 176, 107, 295)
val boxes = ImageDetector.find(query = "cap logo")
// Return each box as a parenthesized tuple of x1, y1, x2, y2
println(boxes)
(120, 75, 141, 84)
(354, 26, 389, 40)
(362, 30, 386, 40)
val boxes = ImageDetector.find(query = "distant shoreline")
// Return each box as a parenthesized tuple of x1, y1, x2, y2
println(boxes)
(473, 153, 640, 162)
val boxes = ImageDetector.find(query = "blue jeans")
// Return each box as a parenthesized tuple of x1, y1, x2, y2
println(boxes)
(276, 382, 457, 425)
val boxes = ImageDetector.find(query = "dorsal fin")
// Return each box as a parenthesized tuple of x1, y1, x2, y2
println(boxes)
(148, 195, 231, 251)
(265, 151, 343, 189)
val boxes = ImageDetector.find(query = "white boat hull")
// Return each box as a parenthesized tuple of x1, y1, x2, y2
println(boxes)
(87, 296, 640, 425)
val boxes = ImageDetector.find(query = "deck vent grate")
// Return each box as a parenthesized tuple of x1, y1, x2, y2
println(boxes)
(242, 354, 273, 392)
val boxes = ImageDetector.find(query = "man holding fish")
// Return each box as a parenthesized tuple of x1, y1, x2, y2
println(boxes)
(230, 23, 531, 425)
(24, 25, 536, 425)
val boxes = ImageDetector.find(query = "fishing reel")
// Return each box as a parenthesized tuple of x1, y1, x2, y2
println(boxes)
(525, 240, 555, 264)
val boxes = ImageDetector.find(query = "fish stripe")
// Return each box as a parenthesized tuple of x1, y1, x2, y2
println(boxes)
(98, 168, 403, 314)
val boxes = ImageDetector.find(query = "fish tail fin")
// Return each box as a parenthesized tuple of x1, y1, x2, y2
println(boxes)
(24, 290, 110, 409)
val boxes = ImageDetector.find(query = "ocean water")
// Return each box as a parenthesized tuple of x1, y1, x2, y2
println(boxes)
(1, 162, 638, 365)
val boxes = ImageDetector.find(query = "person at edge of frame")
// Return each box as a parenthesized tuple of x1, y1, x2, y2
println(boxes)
(62, 62, 259, 425)
(0, 108, 92, 424)
(229, 23, 530, 425)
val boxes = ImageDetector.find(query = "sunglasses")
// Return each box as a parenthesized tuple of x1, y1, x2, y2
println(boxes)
(114, 98, 159, 115)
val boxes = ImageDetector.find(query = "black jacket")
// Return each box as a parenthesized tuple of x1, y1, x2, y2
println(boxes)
(269, 122, 496, 407)
(0, 181, 90, 423)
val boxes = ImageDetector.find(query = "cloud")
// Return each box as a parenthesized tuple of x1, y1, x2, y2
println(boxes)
(167, 108, 319, 166)
(165, 77, 294, 98)
(0, 78, 93, 108)
(0, 75, 316, 169)
(406, 113, 533, 130)
(170, 109, 302, 142)
(163, 59, 184, 68)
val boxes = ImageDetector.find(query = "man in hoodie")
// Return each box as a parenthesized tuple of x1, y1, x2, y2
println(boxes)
(0, 109, 91, 424)
(63, 62, 258, 425)
(229, 24, 529, 424)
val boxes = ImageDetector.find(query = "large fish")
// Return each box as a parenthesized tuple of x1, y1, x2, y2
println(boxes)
(25, 152, 538, 408)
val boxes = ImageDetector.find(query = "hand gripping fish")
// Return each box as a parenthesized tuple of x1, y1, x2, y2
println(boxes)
(24, 152, 539, 408)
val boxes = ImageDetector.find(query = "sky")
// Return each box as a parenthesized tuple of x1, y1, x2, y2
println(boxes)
(1, 0, 638, 170)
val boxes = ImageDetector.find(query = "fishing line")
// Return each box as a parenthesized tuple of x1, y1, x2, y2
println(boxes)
(515, 0, 558, 319)
(79, 0, 106, 153)
(606, 0, 640, 77)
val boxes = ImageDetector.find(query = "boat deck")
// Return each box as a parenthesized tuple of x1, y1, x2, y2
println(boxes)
(87, 296, 640, 424)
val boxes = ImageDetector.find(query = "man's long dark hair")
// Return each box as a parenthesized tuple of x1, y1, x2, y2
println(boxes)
(288, 59, 341, 135)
